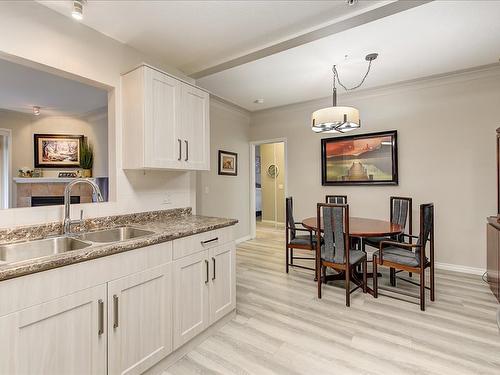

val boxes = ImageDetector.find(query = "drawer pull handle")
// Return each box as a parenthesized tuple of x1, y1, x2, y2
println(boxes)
(205, 259, 209, 284)
(113, 294, 119, 329)
(201, 237, 218, 245)
(212, 257, 216, 280)
(98, 299, 104, 336)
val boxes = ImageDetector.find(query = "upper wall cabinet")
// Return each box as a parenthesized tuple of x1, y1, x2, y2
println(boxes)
(122, 65, 210, 171)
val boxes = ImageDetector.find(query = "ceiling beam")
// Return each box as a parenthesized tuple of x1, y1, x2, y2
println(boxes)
(190, 0, 433, 80)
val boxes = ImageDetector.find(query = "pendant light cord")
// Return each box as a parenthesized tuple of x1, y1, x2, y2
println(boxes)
(332, 58, 374, 92)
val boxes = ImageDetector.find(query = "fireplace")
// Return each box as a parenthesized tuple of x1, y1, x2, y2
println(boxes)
(31, 196, 80, 207)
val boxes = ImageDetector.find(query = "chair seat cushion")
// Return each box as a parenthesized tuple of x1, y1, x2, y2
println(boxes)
(374, 247, 422, 267)
(364, 236, 390, 248)
(321, 245, 366, 264)
(290, 235, 316, 247)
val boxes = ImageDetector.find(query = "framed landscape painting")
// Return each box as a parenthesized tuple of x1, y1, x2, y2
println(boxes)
(321, 130, 398, 185)
(34, 134, 83, 168)
(218, 150, 238, 176)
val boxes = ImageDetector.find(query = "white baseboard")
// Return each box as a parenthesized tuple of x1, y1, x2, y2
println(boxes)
(235, 234, 252, 244)
(435, 262, 485, 275)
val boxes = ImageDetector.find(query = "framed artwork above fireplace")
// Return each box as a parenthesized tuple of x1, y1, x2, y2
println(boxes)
(34, 134, 83, 168)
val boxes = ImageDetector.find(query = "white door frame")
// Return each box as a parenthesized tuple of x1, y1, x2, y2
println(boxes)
(0, 128, 12, 209)
(249, 137, 288, 239)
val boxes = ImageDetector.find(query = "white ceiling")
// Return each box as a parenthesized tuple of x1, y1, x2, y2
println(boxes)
(198, 0, 500, 110)
(38, 0, 387, 75)
(0, 59, 108, 116)
(38, 0, 500, 112)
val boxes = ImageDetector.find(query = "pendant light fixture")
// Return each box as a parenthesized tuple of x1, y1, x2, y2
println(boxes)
(311, 53, 378, 133)
(72, 0, 85, 21)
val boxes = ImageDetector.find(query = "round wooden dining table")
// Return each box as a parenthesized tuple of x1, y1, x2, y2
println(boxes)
(301, 216, 403, 238)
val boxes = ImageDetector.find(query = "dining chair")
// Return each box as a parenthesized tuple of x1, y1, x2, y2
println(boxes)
(316, 203, 367, 306)
(364, 196, 412, 281)
(325, 195, 348, 204)
(285, 197, 317, 279)
(372, 203, 435, 311)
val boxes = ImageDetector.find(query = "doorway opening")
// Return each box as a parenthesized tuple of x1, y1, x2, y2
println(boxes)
(0, 129, 12, 209)
(250, 138, 287, 238)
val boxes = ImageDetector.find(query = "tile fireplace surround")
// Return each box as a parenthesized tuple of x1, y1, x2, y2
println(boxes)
(14, 178, 94, 207)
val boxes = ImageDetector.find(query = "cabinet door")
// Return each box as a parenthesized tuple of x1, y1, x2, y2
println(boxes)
(108, 263, 172, 375)
(173, 250, 210, 349)
(181, 84, 210, 170)
(144, 67, 183, 168)
(487, 224, 500, 301)
(0, 284, 107, 375)
(209, 243, 236, 323)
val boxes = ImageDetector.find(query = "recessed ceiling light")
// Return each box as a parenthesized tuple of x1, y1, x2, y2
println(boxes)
(254, 99, 264, 104)
(33, 106, 40, 116)
(72, 0, 84, 21)
(345, 0, 358, 6)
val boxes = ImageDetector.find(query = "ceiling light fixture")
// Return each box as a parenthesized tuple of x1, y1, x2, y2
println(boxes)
(33, 106, 41, 116)
(254, 98, 264, 104)
(311, 53, 378, 134)
(72, 0, 84, 21)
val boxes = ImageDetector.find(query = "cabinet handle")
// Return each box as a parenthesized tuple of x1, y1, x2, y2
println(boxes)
(212, 257, 216, 280)
(205, 259, 209, 284)
(113, 294, 119, 329)
(185, 140, 189, 161)
(98, 299, 104, 336)
(201, 237, 218, 246)
(178, 139, 182, 161)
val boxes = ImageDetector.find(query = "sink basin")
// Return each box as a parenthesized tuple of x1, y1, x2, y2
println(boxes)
(77, 226, 154, 243)
(0, 237, 92, 264)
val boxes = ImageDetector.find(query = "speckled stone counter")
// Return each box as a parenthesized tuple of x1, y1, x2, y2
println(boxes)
(0, 208, 237, 282)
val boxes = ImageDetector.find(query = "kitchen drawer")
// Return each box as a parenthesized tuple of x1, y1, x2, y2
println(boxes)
(172, 227, 233, 260)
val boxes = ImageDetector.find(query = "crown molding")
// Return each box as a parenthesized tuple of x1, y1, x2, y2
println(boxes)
(210, 94, 252, 118)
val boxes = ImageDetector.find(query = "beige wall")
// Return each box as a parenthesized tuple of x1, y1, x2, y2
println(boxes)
(260, 142, 285, 223)
(0, 2, 195, 227)
(250, 68, 500, 271)
(196, 98, 251, 241)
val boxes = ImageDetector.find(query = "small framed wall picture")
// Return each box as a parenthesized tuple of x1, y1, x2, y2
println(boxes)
(218, 150, 238, 176)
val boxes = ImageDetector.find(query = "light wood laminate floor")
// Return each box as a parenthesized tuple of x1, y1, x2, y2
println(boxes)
(165, 223, 500, 375)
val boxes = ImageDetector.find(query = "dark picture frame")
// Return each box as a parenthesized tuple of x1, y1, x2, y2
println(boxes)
(34, 134, 84, 168)
(218, 150, 238, 176)
(321, 130, 398, 185)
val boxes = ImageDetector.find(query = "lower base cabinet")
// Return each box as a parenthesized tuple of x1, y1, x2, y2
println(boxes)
(0, 284, 107, 375)
(0, 230, 236, 375)
(108, 263, 173, 375)
(172, 242, 236, 350)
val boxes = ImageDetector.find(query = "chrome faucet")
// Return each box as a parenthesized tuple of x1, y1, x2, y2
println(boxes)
(63, 179, 104, 235)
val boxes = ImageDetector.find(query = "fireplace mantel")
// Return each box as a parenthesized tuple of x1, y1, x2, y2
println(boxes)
(14, 177, 96, 184)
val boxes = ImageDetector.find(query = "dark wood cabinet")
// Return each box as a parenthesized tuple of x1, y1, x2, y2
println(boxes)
(486, 219, 500, 302)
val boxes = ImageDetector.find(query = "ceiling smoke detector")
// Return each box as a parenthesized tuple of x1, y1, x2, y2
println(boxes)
(72, 0, 85, 20)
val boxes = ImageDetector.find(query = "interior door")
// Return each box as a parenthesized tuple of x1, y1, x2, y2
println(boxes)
(107, 263, 172, 375)
(181, 84, 209, 170)
(144, 67, 182, 168)
(0, 284, 107, 375)
(173, 250, 209, 349)
(209, 243, 236, 323)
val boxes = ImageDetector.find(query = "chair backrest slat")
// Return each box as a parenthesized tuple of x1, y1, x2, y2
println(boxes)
(318, 203, 349, 264)
(390, 196, 412, 235)
(326, 195, 347, 205)
(417, 203, 434, 264)
(285, 197, 296, 239)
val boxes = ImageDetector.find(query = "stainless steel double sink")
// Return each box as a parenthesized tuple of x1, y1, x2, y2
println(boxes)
(0, 226, 154, 264)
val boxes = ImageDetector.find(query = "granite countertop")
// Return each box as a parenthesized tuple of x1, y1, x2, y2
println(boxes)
(0, 208, 237, 282)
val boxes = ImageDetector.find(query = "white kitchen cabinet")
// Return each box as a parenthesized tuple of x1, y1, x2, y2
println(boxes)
(108, 263, 172, 375)
(172, 241, 236, 350)
(122, 64, 210, 171)
(209, 243, 236, 323)
(181, 84, 210, 170)
(0, 284, 107, 375)
(172, 250, 210, 349)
